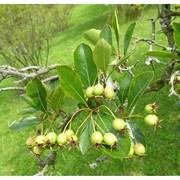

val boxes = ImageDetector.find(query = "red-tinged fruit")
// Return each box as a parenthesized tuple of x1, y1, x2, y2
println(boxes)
(104, 86, 114, 99)
(134, 143, 145, 156)
(26, 137, 36, 148)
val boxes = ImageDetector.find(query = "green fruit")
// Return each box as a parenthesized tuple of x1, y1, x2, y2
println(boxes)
(112, 118, 126, 131)
(26, 137, 36, 148)
(85, 86, 94, 98)
(144, 114, 158, 126)
(35, 135, 47, 145)
(46, 132, 57, 144)
(134, 143, 145, 156)
(57, 133, 67, 145)
(103, 133, 117, 146)
(65, 129, 75, 141)
(144, 104, 154, 114)
(128, 146, 134, 156)
(104, 86, 114, 99)
(71, 135, 78, 142)
(90, 131, 103, 145)
(93, 84, 104, 96)
(33, 146, 43, 155)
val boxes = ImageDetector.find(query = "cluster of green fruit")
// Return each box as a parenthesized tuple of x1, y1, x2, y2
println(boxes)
(26, 129, 78, 157)
(85, 84, 115, 100)
(144, 103, 159, 126)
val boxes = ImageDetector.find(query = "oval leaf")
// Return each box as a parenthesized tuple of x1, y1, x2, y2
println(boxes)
(83, 29, 100, 46)
(99, 24, 112, 46)
(26, 78, 47, 113)
(9, 116, 43, 131)
(57, 66, 87, 106)
(127, 71, 154, 112)
(172, 22, 180, 52)
(124, 22, 136, 55)
(74, 43, 97, 88)
(126, 120, 146, 147)
(18, 107, 40, 115)
(117, 73, 132, 105)
(143, 51, 180, 59)
(93, 39, 111, 73)
(79, 118, 93, 154)
(51, 86, 64, 112)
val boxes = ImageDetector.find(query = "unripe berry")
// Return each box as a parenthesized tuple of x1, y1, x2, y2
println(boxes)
(112, 118, 126, 131)
(35, 135, 47, 145)
(144, 104, 154, 114)
(65, 129, 75, 141)
(103, 133, 118, 146)
(33, 146, 43, 155)
(46, 132, 57, 144)
(93, 84, 104, 96)
(71, 135, 78, 142)
(144, 114, 158, 126)
(57, 133, 67, 145)
(128, 145, 134, 156)
(134, 143, 145, 156)
(26, 137, 36, 148)
(90, 131, 103, 145)
(85, 86, 94, 98)
(104, 86, 114, 99)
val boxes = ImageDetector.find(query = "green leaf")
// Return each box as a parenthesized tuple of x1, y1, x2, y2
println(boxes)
(112, 11, 120, 51)
(21, 94, 36, 108)
(57, 65, 87, 107)
(127, 71, 154, 112)
(51, 86, 64, 112)
(26, 78, 48, 113)
(99, 24, 112, 46)
(74, 43, 97, 88)
(124, 22, 136, 55)
(18, 107, 40, 115)
(83, 29, 101, 46)
(117, 73, 132, 105)
(79, 118, 93, 154)
(126, 120, 146, 147)
(172, 22, 180, 52)
(49, 79, 60, 93)
(102, 132, 131, 158)
(143, 51, 180, 59)
(93, 39, 111, 73)
(9, 116, 43, 131)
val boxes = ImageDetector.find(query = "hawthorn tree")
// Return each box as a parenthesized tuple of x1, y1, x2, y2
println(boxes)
(0, 5, 179, 175)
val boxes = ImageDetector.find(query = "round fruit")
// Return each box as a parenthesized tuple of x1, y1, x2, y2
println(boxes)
(46, 132, 57, 144)
(93, 84, 104, 96)
(103, 133, 118, 146)
(112, 118, 126, 131)
(33, 146, 43, 155)
(134, 143, 145, 156)
(144, 104, 154, 114)
(144, 114, 158, 126)
(104, 86, 114, 99)
(128, 145, 134, 156)
(26, 137, 36, 148)
(85, 86, 94, 98)
(90, 131, 103, 145)
(71, 135, 78, 142)
(65, 129, 75, 141)
(57, 133, 67, 145)
(35, 135, 47, 145)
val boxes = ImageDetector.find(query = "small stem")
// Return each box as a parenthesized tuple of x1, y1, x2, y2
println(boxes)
(127, 114, 144, 119)
(91, 114, 96, 132)
(98, 105, 116, 119)
(97, 114, 110, 133)
(93, 120, 106, 135)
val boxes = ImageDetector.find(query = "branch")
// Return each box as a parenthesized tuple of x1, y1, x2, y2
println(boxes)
(89, 155, 110, 169)
(0, 87, 25, 92)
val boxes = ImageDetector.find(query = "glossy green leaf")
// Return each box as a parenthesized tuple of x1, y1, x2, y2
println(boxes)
(127, 71, 154, 112)
(99, 24, 112, 46)
(117, 73, 132, 105)
(124, 22, 136, 55)
(79, 117, 93, 154)
(9, 116, 43, 131)
(143, 51, 180, 59)
(51, 86, 64, 112)
(102, 131, 131, 158)
(172, 22, 180, 52)
(26, 78, 48, 113)
(83, 29, 101, 46)
(21, 94, 36, 108)
(112, 11, 120, 51)
(49, 79, 60, 93)
(18, 107, 40, 115)
(74, 43, 97, 88)
(93, 39, 111, 73)
(57, 66, 87, 107)
(126, 120, 146, 147)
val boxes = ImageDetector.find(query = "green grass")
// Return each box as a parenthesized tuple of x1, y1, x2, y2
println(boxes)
(0, 4, 179, 176)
